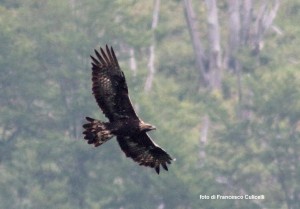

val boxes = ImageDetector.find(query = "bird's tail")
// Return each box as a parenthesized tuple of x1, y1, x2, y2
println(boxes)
(82, 117, 114, 147)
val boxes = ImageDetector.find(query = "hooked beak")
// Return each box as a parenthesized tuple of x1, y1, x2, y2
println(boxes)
(150, 126, 156, 130)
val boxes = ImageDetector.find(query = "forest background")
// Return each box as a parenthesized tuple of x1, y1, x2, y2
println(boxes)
(0, 0, 299, 209)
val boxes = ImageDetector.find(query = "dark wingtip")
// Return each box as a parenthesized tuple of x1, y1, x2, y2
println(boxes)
(85, 117, 94, 122)
(161, 163, 168, 171)
(90, 55, 99, 65)
(94, 49, 106, 65)
(82, 123, 90, 129)
(155, 166, 160, 174)
(100, 46, 110, 63)
(167, 155, 173, 164)
(100, 47, 105, 56)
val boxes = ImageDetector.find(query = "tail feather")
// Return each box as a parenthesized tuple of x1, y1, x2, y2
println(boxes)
(82, 117, 113, 147)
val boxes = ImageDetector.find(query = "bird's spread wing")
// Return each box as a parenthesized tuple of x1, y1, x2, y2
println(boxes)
(90, 45, 138, 121)
(117, 133, 173, 174)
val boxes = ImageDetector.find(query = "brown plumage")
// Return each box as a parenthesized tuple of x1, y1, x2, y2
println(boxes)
(83, 45, 172, 174)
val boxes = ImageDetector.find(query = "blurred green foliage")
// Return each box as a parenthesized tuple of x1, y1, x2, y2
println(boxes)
(0, 1, 299, 208)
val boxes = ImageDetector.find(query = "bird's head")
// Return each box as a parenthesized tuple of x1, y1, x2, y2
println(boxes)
(140, 122, 156, 132)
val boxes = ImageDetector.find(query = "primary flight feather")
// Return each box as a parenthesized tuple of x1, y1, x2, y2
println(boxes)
(83, 45, 172, 174)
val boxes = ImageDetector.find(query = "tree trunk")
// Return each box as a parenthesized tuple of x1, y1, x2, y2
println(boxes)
(252, 0, 280, 55)
(129, 47, 137, 77)
(240, 0, 253, 45)
(227, 0, 241, 72)
(205, 0, 222, 90)
(144, 0, 160, 92)
(182, 0, 280, 92)
(183, 0, 208, 87)
(199, 115, 210, 165)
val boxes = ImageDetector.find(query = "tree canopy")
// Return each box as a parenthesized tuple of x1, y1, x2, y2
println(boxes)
(0, 0, 299, 208)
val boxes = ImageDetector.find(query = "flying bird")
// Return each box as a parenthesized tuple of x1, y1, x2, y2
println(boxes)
(82, 45, 172, 174)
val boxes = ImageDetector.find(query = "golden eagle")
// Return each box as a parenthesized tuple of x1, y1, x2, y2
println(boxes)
(83, 45, 172, 174)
